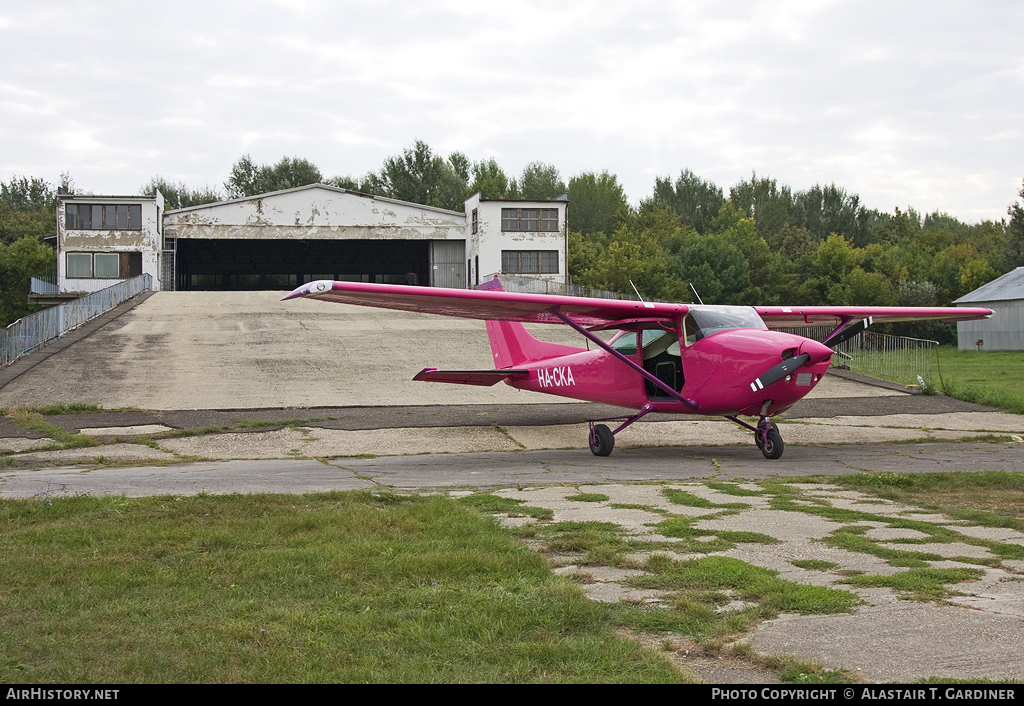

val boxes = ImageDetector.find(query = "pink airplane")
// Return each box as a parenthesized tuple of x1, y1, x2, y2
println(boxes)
(284, 278, 992, 460)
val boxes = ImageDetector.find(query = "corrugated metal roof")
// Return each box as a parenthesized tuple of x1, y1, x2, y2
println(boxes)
(954, 266, 1024, 304)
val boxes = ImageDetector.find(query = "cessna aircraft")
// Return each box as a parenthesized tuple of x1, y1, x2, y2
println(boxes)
(284, 278, 992, 460)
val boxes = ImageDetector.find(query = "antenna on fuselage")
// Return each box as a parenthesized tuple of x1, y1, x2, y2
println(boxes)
(629, 280, 646, 303)
(689, 283, 705, 306)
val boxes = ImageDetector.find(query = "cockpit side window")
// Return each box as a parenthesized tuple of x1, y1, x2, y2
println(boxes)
(609, 331, 638, 356)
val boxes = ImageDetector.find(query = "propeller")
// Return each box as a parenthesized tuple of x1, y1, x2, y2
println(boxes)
(749, 316, 873, 393)
(749, 353, 810, 392)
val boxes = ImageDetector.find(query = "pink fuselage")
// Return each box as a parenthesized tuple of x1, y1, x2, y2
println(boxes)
(505, 327, 833, 418)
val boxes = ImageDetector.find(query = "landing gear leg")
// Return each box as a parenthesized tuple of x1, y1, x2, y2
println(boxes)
(725, 405, 784, 460)
(755, 417, 784, 460)
(587, 403, 655, 458)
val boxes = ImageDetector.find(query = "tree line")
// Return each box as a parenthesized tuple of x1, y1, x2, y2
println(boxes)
(2, 142, 1023, 339)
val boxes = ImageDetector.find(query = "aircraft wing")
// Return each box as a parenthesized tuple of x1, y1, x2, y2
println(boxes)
(282, 279, 688, 327)
(754, 305, 993, 329)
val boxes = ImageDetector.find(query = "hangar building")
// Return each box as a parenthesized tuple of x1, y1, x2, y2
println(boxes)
(953, 266, 1024, 351)
(56, 185, 567, 293)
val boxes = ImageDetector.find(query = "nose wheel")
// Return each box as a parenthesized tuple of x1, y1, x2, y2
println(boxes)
(754, 421, 784, 460)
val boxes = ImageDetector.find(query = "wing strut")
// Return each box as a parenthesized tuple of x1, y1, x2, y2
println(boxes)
(547, 307, 699, 411)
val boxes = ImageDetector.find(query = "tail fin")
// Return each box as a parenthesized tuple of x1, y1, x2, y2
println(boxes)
(477, 277, 582, 368)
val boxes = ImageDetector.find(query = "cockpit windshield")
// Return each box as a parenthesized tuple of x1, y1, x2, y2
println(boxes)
(684, 306, 766, 344)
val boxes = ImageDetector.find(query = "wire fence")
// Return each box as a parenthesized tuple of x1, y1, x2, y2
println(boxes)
(2, 274, 152, 367)
(782, 325, 938, 385)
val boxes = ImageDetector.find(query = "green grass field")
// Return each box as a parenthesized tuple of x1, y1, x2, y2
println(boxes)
(0, 491, 684, 684)
(931, 348, 1024, 415)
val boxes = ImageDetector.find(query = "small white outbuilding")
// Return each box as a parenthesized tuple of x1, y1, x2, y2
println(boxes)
(953, 266, 1024, 350)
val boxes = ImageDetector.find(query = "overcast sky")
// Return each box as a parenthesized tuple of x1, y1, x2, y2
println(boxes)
(1, 1, 1021, 222)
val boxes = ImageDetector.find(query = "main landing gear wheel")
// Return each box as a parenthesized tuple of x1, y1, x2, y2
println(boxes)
(590, 424, 615, 457)
(757, 429, 784, 460)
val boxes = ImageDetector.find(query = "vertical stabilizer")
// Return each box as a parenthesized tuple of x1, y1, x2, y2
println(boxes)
(476, 278, 583, 368)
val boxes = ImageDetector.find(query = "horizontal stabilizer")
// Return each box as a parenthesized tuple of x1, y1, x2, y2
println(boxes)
(413, 367, 529, 387)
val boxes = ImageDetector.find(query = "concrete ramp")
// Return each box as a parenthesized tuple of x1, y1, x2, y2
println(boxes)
(0, 291, 601, 410)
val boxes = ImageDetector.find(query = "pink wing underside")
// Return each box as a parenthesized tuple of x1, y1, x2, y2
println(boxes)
(754, 305, 993, 327)
(282, 281, 992, 328)
(283, 280, 689, 327)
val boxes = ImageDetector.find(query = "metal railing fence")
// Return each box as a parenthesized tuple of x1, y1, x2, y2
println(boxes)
(493, 274, 672, 302)
(2, 274, 152, 367)
(781, 325, 938, 385)
(30, 276, 58, 295)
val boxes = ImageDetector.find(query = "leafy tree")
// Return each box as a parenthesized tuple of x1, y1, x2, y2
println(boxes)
(370, 141, 469, 211)
(323, 175, 361, 191)
(140, 176, 222, 210)
(668, 232, 749, 305)
(469, 158, 518, 200)
(1007, 179, 1024, 268)
(793, 183, 873, 246)
(1, 176, 60, 245)
(644, 168, 724, 235)
(707, 201, 778, 303)
(225, 155, 323, 198)
(826, 267, 896, 307)
(518, 161, 566, 200)
(0, 236, 54, 326)
(772, 224, 816, 262)
(567, 171, 629, 235)
(729, 173, 796, 245)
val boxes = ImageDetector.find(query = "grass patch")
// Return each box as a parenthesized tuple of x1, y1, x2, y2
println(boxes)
(756, 652, 856, 684)
(791, 560, 839, 571)
(933, 347, 1024, 415)
(822, 526, 941, 568)
(654, 516, 779, 553)
(610, 503, 665, 513)
(839, 567, 985, 602)
(527, 521, 631, 565)
(1, 403, 109, 415)
(703, 482, 765, 497)
(614, 556, 859, 643)
(662, 488, 748, 510)
(565, 493, 610, 503)
(0, 491, 685, 683)
(5, 410, 99, 450)
(456, 493, 553, 521)
(831, 471, 1024, 531)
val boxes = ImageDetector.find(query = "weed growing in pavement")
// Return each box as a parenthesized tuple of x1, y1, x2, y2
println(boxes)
(565, 492, 610, 502)
(5, 410, 98, 450)
(662, 487, 748, 510)
(791, 560, 839, 571)
(838, 567, 985, 602)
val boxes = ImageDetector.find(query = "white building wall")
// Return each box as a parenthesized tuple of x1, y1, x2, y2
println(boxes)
(468, 196, 567, 287)
(163, 185, 466, 241)
(57, 191, 164, 294)
(957, 300, 1024, 350)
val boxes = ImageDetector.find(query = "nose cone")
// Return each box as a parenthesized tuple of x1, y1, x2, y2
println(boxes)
(800, 338, 834, 364)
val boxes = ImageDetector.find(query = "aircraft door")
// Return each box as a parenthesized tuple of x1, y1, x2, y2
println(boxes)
(641, 327, 684, 400)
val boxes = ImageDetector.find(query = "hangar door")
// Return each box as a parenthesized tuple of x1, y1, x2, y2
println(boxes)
(429, 240, 466, 289)
(172, 239, 466, 290)
(174, 239, 439, 290)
